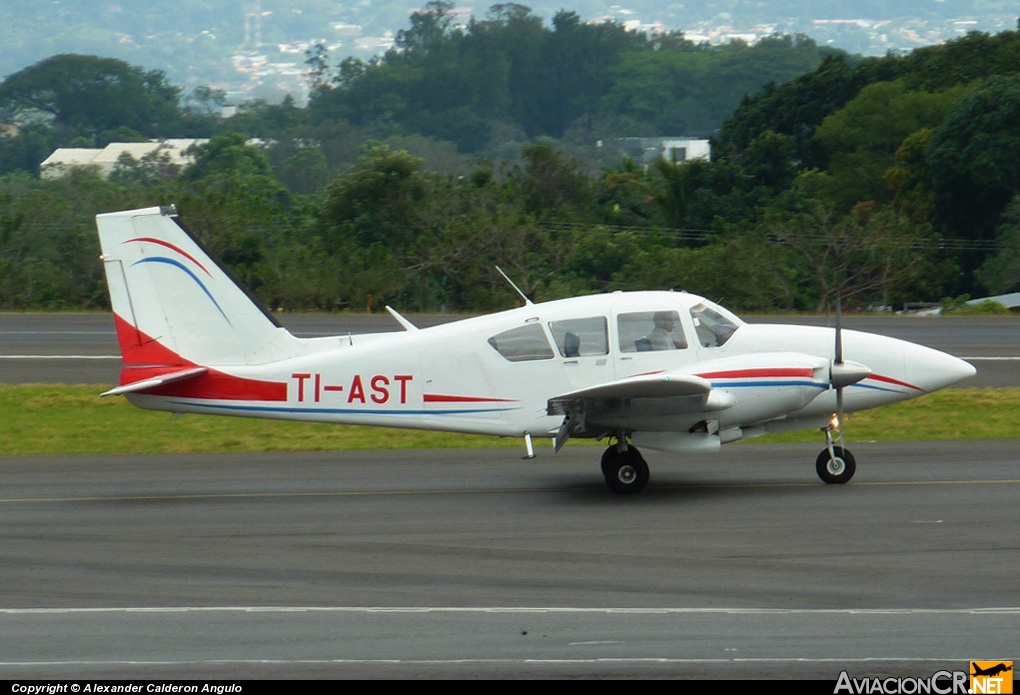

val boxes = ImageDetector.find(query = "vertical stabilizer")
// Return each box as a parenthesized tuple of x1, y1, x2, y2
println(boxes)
(97, 206, 301, 366)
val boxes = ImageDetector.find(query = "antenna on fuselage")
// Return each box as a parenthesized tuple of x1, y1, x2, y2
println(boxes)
(495, 266, 533, 306)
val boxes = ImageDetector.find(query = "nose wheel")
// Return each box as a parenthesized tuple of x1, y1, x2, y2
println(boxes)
(601, 444, 649, 494)
(815, 445, 856, 484)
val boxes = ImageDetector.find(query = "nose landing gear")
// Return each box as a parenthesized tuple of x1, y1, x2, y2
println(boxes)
(816, 424, 856, 484)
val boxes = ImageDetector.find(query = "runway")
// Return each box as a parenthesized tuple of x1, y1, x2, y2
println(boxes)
(1, 312, 1018, 386)
(2, 313, 1017, 677)
(2, 442, 1017, 678)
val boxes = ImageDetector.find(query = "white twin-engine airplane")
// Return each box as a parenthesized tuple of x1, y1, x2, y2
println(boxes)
(96, 206, 976, 494)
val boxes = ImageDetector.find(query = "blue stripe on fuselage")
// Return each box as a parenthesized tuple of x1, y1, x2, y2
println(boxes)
(166, 400, 520, 416)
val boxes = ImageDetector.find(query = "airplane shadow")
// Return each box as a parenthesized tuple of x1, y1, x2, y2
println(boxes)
(547, 473, 823, 505)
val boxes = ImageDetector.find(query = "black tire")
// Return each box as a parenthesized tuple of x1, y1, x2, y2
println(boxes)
(602, 446, 649, 494)
(600, 446, 617, 478)
(815, 446, 856, 484)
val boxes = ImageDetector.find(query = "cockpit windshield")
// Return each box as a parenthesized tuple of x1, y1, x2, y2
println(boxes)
(689, 300, 741, 348)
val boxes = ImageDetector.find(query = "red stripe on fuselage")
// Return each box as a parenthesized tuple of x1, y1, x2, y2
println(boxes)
(120, 365, 287, 401)
(113, 314, 286, 401)
(423, 393, 517, 403)
(868, 373, 924, 391)
(696, 368, 815, 379)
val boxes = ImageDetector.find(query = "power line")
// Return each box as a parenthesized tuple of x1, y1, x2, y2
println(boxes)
(537, 221, 1003, 251)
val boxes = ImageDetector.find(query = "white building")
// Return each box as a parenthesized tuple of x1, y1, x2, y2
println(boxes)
(606, 137, 711, 166)
(40, 139, 207, 179)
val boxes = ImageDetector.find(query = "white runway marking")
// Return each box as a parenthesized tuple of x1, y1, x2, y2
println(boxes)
(0, 355, 119, 359)
(961, 356, 1020, 360)
(3, 606, 1018, 615)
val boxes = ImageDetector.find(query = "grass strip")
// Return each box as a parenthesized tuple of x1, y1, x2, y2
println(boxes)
(0, 385, 1014, 456)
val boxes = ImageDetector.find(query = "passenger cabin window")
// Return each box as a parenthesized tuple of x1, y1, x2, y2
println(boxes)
(488, 323, 554, 362)
(618, 311, 688, 352)
(547, 317, 608, 357)
(689, 302, 738, 347)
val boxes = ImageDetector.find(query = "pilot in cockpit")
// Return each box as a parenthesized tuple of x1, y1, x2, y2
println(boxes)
(647, 311, 687, 350)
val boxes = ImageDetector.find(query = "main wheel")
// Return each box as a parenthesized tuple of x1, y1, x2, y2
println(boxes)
(815, 446, 856, 484)
(602, 446, 649, 494)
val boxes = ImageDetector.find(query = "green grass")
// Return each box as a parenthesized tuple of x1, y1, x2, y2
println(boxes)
(757, 387, 1020, 442)
(0, 385, 517, 456)
(1, 385, 1016, 456)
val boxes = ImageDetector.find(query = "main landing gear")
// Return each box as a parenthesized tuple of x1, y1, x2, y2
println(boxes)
(601, 441, 649, 494)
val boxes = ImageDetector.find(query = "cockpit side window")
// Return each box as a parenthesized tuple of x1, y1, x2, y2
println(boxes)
(618, 311, 688, 352)
(547, 317, 609, 357)
(488, 323, 555, 362)
(689, 302, 739, 347)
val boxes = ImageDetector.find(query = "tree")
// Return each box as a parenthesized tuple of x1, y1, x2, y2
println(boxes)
(718, 53, 871, 167)
(976, 195, 1020, 294)
(0, 55, 183, 138)
(183, 133, 276, 182)
(0, 124, 57, 176)
(320, 145, 432, 250)
(763, 190, 948, 311)
(650, 154, 699, 231)
(928, 75, 1020, 209)
(395, 1, 456, 56)
(0, 168, 158, 309)
(184, 85, 227, 117)
(885, 128, 937, 224)
(927, 74, 1020, 284)
(537, 11, 647, 138)
(740, 130, 800, 193)
(275, 146, 331, 195)
(304, 43, 330, 95)
(810, 79, 967, 208)
(511, 143, 593, 221)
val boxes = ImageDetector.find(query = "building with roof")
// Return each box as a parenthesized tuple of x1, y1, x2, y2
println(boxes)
(40, 139, 207, 179)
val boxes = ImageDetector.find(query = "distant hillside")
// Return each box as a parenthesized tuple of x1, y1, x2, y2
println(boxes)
(1, 1, 1015, 101)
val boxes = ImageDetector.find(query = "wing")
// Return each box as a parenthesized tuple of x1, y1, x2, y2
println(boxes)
(547, 372, 736, 450)
(547, 352, 832, 451)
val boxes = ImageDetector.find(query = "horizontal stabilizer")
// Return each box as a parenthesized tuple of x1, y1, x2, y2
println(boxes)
(100, 367, 208, 397)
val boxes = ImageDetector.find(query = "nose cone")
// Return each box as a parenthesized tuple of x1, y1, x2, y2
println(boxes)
(905, 345, 976, 392)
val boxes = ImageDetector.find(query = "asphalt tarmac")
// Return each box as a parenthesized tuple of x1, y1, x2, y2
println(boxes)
(1, 442, 1017, 678)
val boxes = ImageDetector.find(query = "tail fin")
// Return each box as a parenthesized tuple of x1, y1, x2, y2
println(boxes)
(97, 206, 300, 367)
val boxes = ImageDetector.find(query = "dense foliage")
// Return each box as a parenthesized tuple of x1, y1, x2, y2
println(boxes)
(3, 5, 1020, 314)
(306, 3, 834, 152)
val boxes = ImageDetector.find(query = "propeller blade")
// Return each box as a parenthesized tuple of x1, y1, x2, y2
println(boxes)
(834, 292, 846, 435)
(829, 294, 872, 389)
(834, 292, 843, 366)
(836, 383, 844, 431)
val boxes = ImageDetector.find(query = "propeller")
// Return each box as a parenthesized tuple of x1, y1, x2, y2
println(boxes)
(829, 294, 871, 439)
